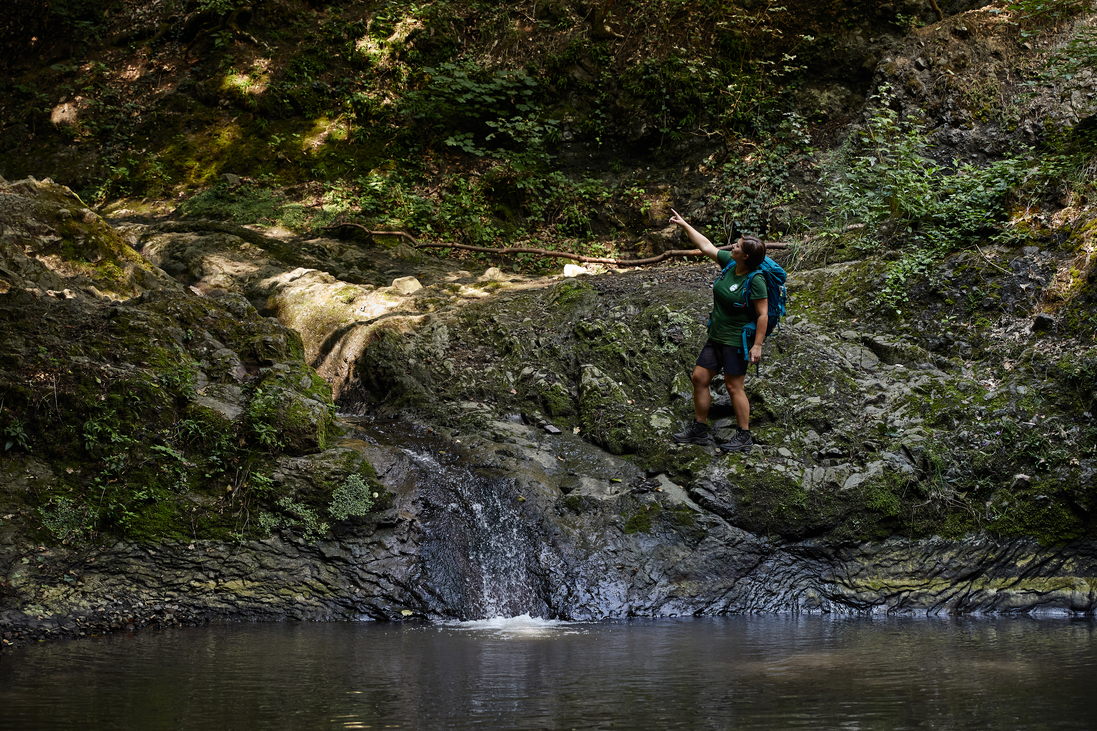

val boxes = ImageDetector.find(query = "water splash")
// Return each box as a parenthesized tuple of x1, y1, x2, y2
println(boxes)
(440, 614, 587, 638)
(402, 446, 551, 620)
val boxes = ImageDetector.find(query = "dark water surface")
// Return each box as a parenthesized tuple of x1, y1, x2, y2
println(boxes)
(1, 615, 1095, 730)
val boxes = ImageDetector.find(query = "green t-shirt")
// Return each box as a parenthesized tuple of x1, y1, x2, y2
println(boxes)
(708, 249, 767, 346)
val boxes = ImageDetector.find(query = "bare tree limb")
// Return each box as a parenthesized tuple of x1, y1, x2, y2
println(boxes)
(414, 240, 790, 267)
(413, 242, 713, 266)
(322, 221, 788, 268)
(322, 222, 421, 247)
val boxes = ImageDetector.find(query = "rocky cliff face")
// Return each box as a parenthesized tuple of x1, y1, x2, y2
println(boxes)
(0, 177, 379, 644)
(5, 411, 1094, 647)
(3, 157, 1096, 648)
(4, 6, 1097, 648)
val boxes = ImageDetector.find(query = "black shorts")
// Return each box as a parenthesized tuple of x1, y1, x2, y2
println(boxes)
(696, 339, 748, 376)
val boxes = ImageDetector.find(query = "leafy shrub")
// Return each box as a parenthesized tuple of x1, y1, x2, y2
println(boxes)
(274, 496, 329, 540)
(1006, 0, 1094, 27)
(39, 497, 93, 543)
(1045, 25, 1097, 87)
(403, 62, 556, 159)
(175, 183, 285, 225)
(820, 85, 1031, 311)
(3, 417, 30, 452)
(712, 113, 813, 238)
(329, 474, 376, 521)
(257, 511, 281, 535)
(247, 387, 285, 451)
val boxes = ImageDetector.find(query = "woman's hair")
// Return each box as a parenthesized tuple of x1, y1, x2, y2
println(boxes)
(741, 234, 766, 270)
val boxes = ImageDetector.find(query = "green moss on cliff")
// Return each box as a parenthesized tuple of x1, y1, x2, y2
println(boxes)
(0, 281, 354, 547)
(727, 462, 957, 543)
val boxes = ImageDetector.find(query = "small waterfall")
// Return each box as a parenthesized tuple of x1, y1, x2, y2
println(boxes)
(404, 448, 552, 620)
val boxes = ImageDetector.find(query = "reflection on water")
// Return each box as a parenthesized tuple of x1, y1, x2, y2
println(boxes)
(1, 615, 1095, 730)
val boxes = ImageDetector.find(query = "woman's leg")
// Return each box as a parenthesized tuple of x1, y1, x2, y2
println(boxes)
(691, 365, 717, 422)
(674, 365, 718, 444)
(725, 373, 750, 430)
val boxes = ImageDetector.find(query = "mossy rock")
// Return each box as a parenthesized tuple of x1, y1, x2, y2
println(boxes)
(249, 363, 337, 455)
(577, 364, 656, 454)
(0, 177, 176, 299)
(728, 466, 913, 542)
(536, 379, 577, 419)
(0, 221, 344, 545)
(259, 447, 387, 540)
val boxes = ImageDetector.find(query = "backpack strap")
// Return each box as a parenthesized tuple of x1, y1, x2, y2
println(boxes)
(739, 268, 769, 350)
(730, 270, 760, 312)
(742, 321, 756, 353)
(714, 258, 735, 285)
(741, 270, 759, 305)
(711, 258, 737, 328)
(739, 271, 761, 351)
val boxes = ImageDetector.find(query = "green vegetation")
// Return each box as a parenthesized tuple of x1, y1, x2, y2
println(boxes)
(622, 501, 658, 534)
(712, 114, 814, 238)
(803, 82, 1096, 330)
(329, 473, 377, 522)
(3, 415, 30, 452)
(256, 465, 383, 540)
(0, 281, 377, 546)
(1007, 0, 1095, 27)
(6, 0, 1093, 278)
(268, 497, 330, 541)
(0, 0, 880, 273)
(810, 85, 1028, 313)
(402, 62, 557, 160)
(38, 496, 93, 543)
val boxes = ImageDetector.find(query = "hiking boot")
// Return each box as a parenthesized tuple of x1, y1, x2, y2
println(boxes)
(719, 428, 753, 454)
(672, 420, 714, 445)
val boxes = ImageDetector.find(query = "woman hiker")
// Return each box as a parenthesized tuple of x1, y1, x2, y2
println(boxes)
(669, 209, 768, 453)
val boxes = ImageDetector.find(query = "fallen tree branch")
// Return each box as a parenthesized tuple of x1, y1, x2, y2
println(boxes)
(415, 241, 790, 266)
(322, 221, 788, 267)
(322, 222, 421, 247)
(414, 242, 712, 266)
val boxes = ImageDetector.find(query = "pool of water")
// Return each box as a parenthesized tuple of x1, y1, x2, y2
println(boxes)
(1, 615, 1094, 730)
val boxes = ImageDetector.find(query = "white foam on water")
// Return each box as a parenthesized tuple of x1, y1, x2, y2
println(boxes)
(401, 447, 442, 469)
(439, 614, 588, 638)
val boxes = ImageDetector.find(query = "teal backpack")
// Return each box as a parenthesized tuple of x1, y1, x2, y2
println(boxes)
(719, 256, 788, 353)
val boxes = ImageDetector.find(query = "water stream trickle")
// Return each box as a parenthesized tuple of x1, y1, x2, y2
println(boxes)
(401, 444, 552, 621)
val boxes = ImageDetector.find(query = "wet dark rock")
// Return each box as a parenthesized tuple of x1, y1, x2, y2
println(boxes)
(1032, 313, 1056, 332)
(7, 418, 1097, 650)
(5, 145, 1097, 651)
(688, 480, 739, 523)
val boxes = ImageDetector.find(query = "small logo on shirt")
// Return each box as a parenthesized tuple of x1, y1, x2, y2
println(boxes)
(728, 284, 740, 292)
